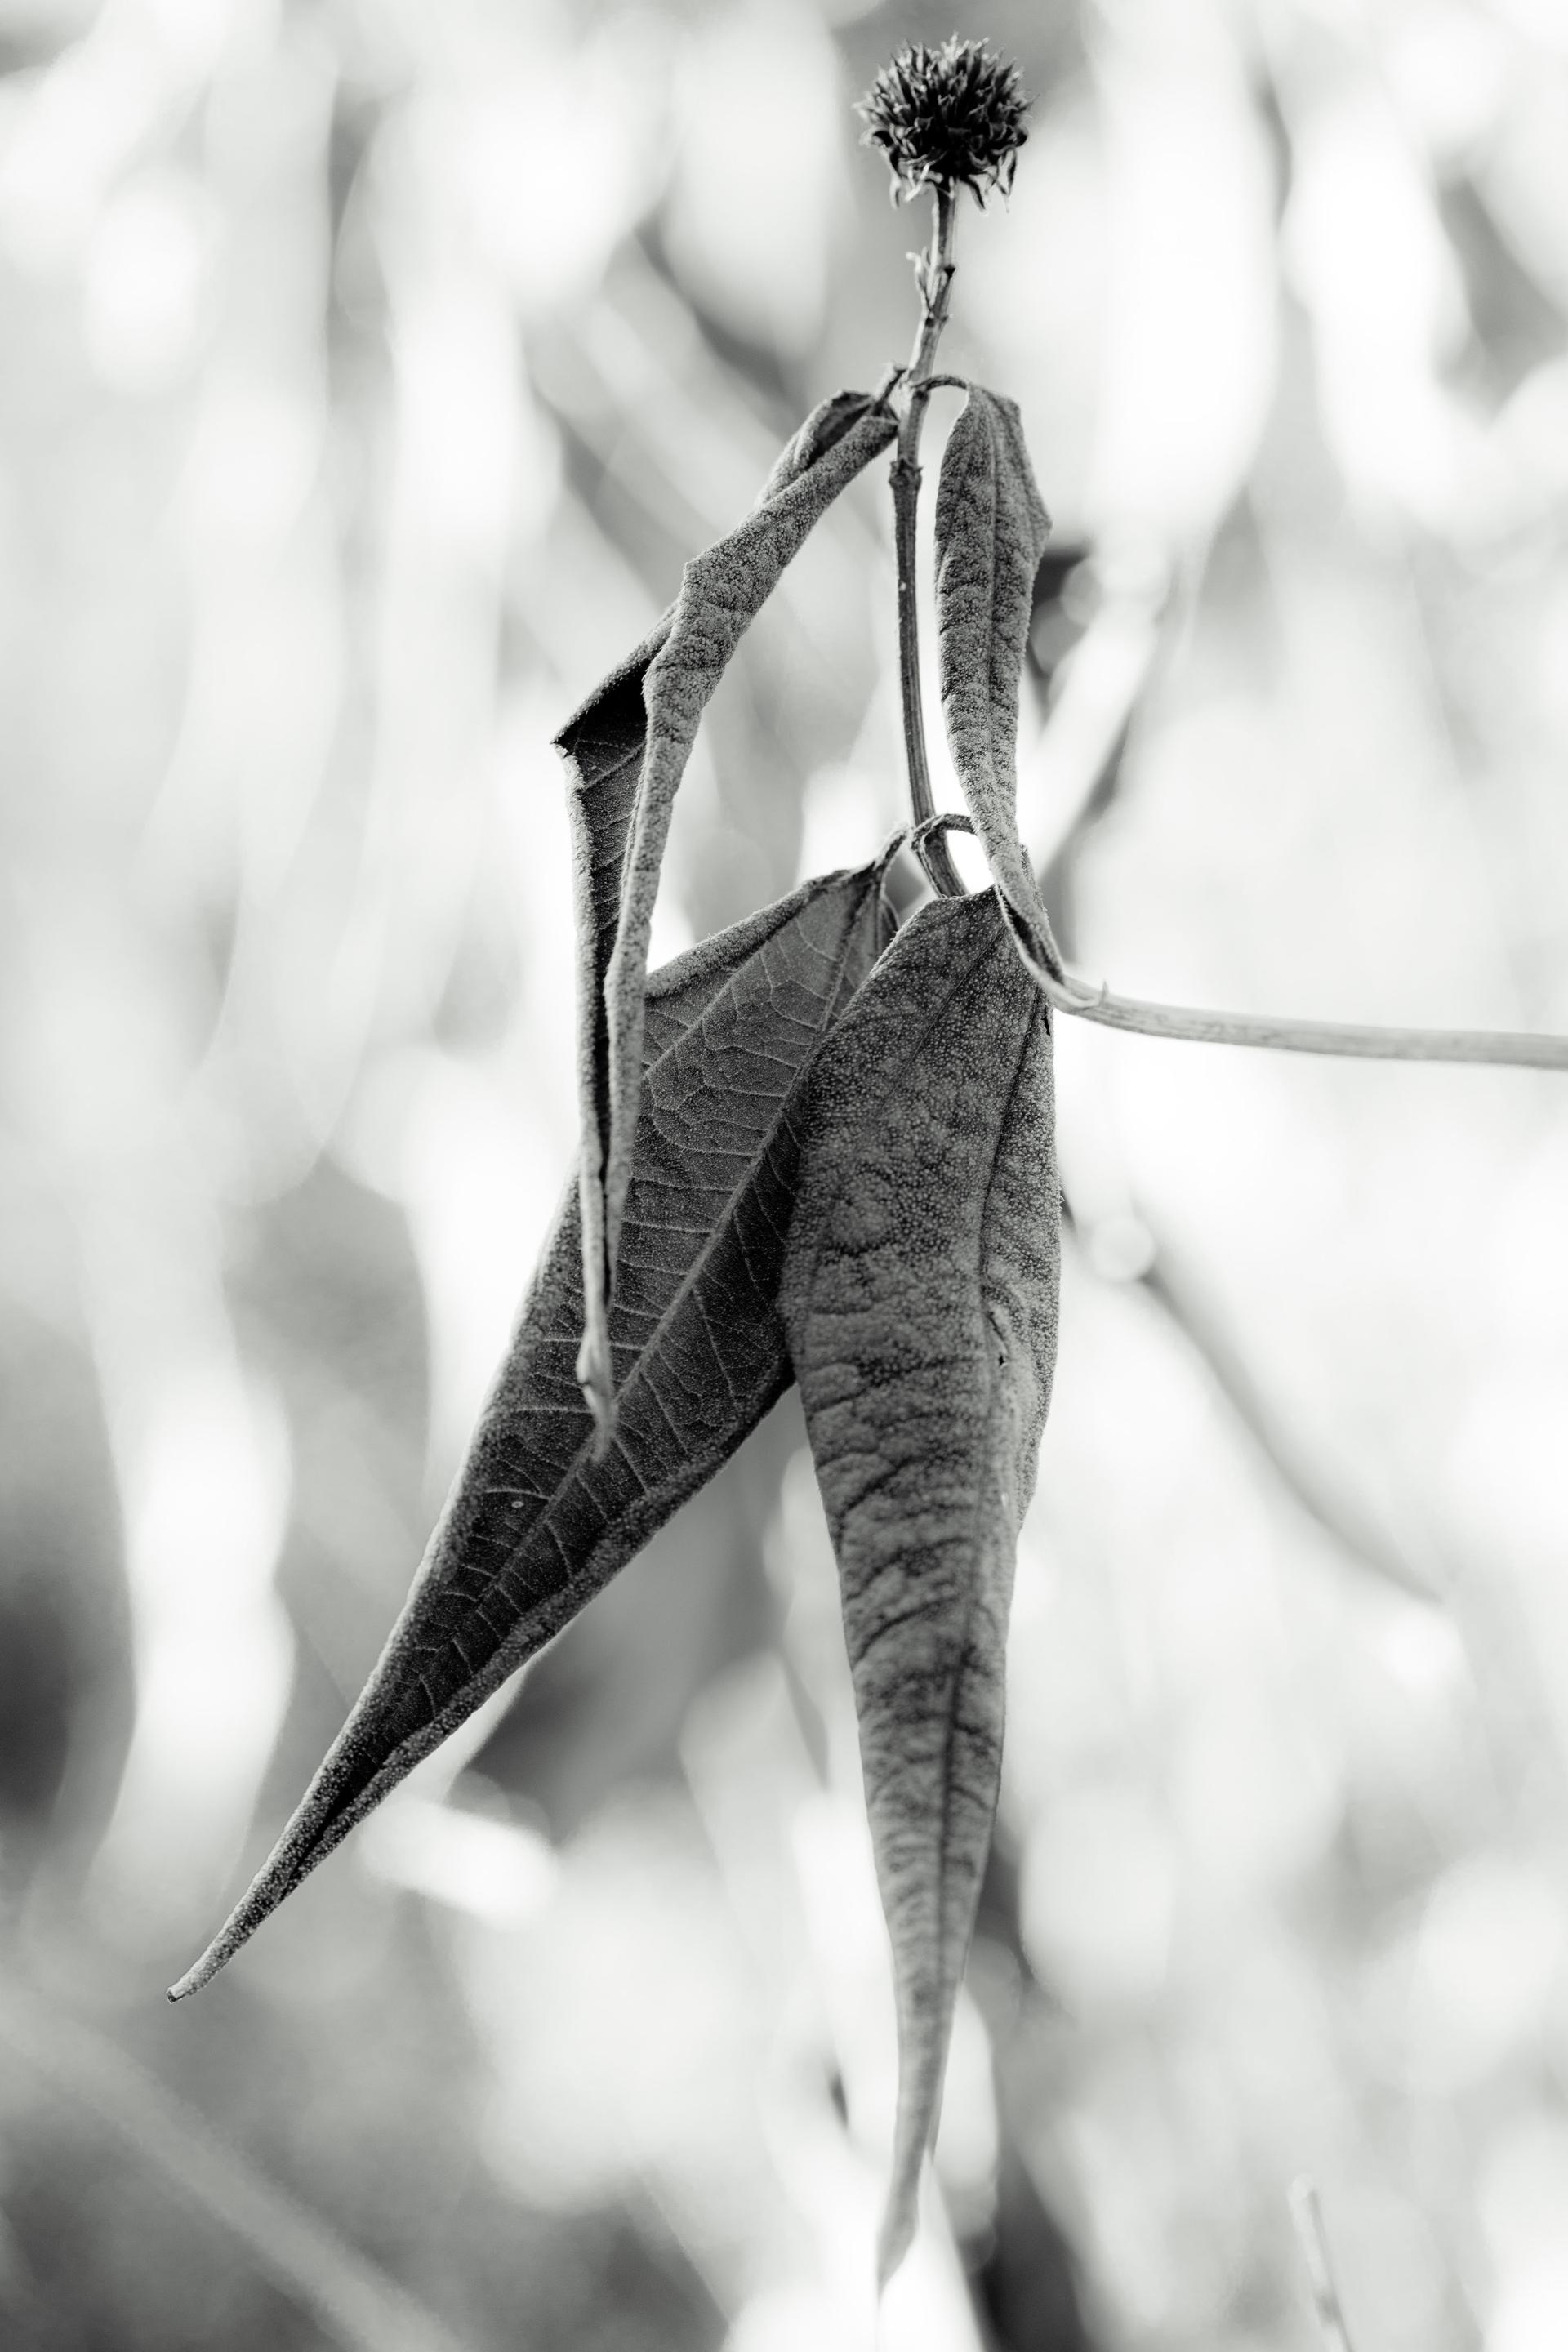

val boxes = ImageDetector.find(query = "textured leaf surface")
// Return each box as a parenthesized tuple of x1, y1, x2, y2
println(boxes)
(779, 889, 1060, 2284)
(933, 386, 1058, 964)
(171, 861, 894, 2001)
(555, 388, 898, 1434)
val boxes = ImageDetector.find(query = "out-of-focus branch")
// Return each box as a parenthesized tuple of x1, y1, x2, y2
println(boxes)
(1027, 541, 1171, 880)
(1071, 1165, 1568, 1807)
(1139, 1225, 1442, 1602)
(1037, 572, 1448, 1609)
(1290, 2179, 1358, 2352)
(1064, 1202, 1443, 1605)
(0, 1975, 470, 2352)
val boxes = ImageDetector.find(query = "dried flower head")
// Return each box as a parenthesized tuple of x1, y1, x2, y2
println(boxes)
(858, 38, 1029, 204)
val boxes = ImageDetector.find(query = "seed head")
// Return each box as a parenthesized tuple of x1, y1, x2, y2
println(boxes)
(857, 38, 1030, 205)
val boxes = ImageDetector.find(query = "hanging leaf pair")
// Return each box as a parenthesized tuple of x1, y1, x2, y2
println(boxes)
(165, 27, 1568, 2315)
(172, 374, 1063, 2287)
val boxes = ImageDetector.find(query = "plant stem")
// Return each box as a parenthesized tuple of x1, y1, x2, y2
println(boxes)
(1052, 979, 1568, 1070)
(893, 184, 964, 898)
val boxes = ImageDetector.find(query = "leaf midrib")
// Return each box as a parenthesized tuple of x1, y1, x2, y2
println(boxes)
(931, 978, 1039, 1990)
(466, 876, 884, 1605)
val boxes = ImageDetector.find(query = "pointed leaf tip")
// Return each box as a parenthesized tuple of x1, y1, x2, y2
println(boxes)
(781, 889, 1059, 2283)
(173, 862, 895, 1999)
(167, 1923, 243, 2002)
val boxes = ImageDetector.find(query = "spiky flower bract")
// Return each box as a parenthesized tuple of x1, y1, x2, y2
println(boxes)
(858, 38, 1029, 205)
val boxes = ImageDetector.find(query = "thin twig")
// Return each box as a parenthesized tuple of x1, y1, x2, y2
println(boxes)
(892, 184, 965, 900)
(1057, 980, 1568, 1070)
(1290, 2179, 1357, 2352)
(0, 1972, 470, 2352)
(1013, 920, 1568, 1068)
(999, 883, 1568, 1065)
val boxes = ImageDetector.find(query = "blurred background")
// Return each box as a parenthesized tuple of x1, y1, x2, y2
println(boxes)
(1, 0, 1566, 2345)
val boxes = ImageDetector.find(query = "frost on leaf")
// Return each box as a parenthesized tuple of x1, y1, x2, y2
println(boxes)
(555, 389, 897, 1439)
(780, 888, 1059, 2285)
(933, 386, 1060, 975)
(170, 860, 894, 2002)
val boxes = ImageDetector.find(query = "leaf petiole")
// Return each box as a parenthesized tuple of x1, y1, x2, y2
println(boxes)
(1025, 955, 1568, 1071)
(1071, 985, 1568, 1071)
(920, 819, 1568, 1070)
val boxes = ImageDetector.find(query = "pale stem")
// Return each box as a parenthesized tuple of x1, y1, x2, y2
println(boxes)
(1001, 907, 1568, 1068)
(1053, 978, 1568, 1071)
(892, 183, 964, 898)
(887, 185, 1568, 1079)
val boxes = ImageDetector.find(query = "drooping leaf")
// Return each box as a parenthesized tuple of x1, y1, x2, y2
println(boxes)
(778, 888, 1060, 2285)
(170, 858, 896, 2002)
(933, 385, 1059, 969)
(555, 387, 898, 1438)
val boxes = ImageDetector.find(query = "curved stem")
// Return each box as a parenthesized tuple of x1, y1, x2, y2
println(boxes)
(893, 185, 964, 898)
(1039, 970, 1568, 1071)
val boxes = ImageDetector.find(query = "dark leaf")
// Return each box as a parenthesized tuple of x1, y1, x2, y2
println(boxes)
(933, 386, 1059, 969)
(779, 888, 1059, 2285)
(171, 858, 896, 2002)
(555, 389, 898, 1438)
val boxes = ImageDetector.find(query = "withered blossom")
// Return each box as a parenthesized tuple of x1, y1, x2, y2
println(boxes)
(858, 36, 1029, 203)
